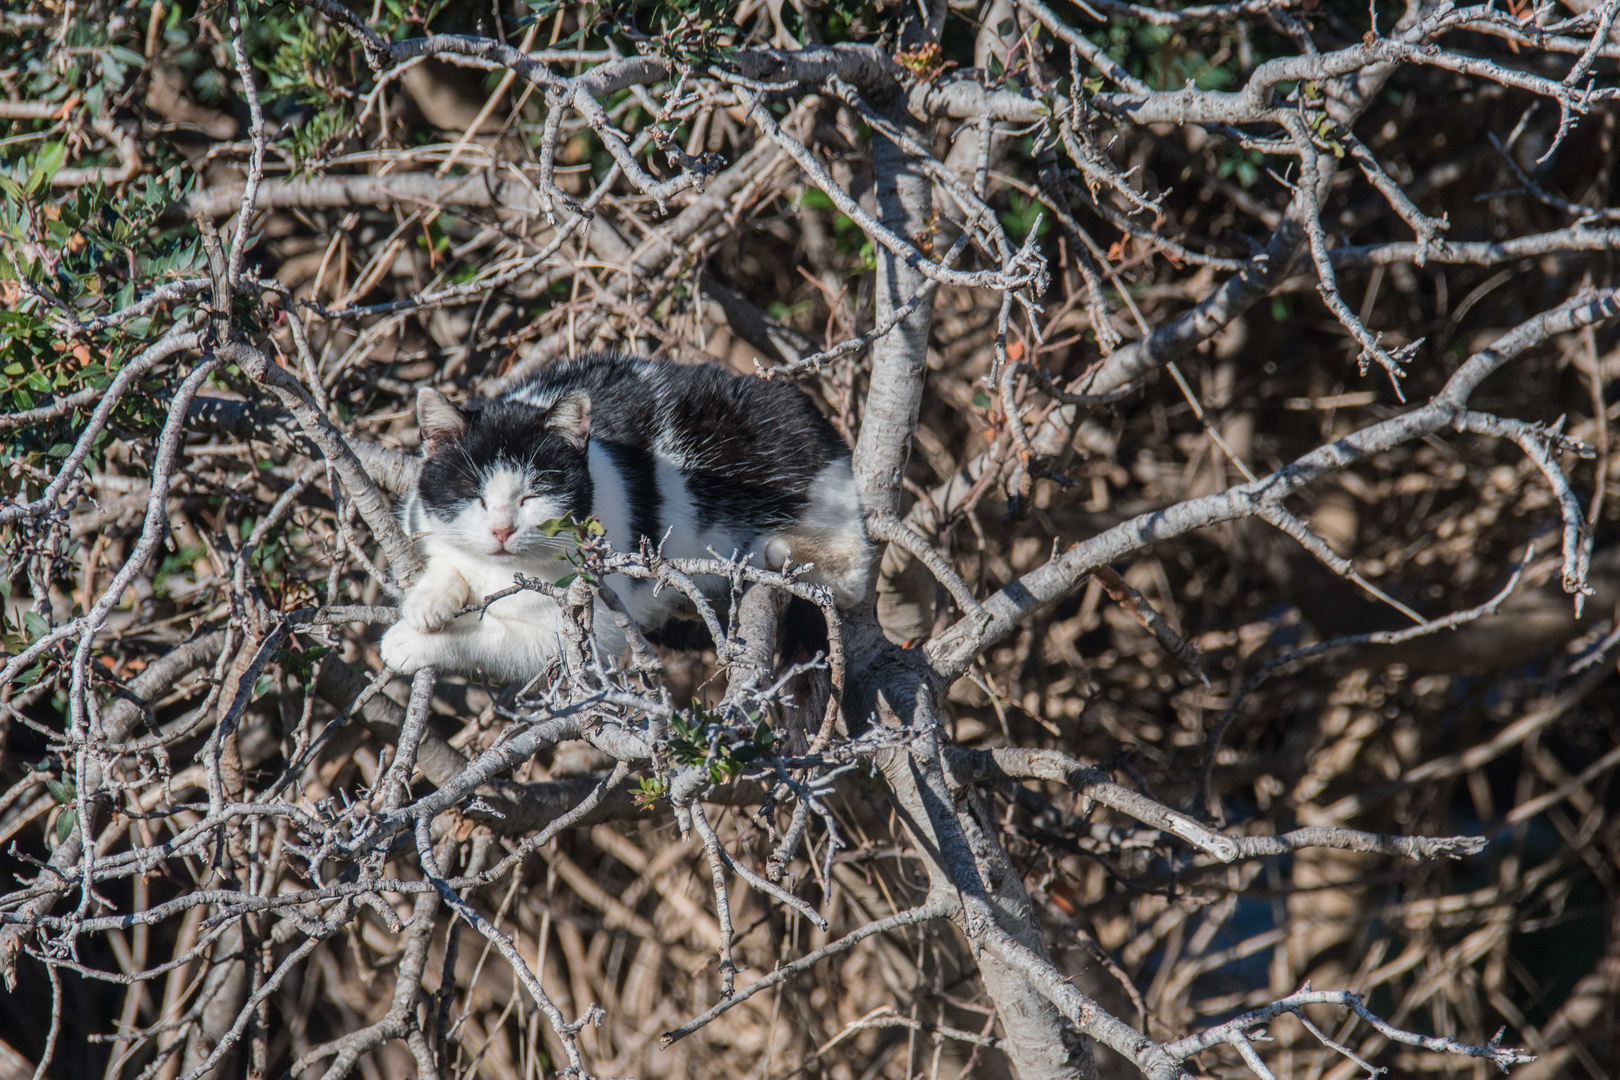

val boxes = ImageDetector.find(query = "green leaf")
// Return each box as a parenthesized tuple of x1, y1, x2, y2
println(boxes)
(25, 141, 67, 197)
(54, 807, 77, 843)
(45, 776, 75, 804)
(798, 188, 836, 211)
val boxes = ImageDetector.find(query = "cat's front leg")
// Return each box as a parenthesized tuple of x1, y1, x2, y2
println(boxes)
(380, 607, 562, 682)
(400, 564, 474, 632)
(380, 621, 454, 675)
(382, 564, 476, 674)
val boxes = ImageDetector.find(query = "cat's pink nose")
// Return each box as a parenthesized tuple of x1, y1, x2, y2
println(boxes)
(492, 525, 515, 546)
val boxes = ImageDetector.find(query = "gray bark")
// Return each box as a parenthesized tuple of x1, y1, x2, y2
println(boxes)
(851, 101, 938, 520)
(844, 89, 1095, 1079)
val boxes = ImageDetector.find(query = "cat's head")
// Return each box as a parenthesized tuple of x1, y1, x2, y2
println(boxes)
(411, 387, 592, 560)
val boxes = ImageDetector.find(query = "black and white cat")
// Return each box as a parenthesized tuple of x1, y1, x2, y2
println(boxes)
(379, 354, 871, 682)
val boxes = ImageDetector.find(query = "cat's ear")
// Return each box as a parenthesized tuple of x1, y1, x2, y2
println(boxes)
(546, 391, 591, 450)
(416, 388, 467, 456)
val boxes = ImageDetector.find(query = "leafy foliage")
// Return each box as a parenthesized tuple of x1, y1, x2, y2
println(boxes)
(669, 700, 774, 784)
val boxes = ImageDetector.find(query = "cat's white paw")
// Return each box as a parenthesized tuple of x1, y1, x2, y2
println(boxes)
(401, 577, 471, 632)
(380, 623, 448, 675)
(764, 537, 793, 569)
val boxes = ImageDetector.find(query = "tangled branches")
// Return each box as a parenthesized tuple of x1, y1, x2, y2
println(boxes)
(2, 1, 1619, 1078)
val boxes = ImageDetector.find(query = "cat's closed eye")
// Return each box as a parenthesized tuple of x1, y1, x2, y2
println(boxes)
(521, 494, 542, 505)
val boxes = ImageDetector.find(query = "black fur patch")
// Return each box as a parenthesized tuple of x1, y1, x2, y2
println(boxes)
(601, 440, 662, 549)
(506, 353, 850, 534)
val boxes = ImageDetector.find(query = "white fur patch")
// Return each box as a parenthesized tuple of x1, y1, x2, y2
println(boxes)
(758, 460, 871, 606)
(586, 442, 661, 626)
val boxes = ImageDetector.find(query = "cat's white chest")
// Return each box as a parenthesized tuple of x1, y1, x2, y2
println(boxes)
(460, 554, 563, 618)
(381, 541, 585, 681)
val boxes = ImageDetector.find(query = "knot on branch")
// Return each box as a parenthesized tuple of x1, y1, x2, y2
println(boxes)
(216, 340, 270, 382)
(1404, 835, 1488, 860)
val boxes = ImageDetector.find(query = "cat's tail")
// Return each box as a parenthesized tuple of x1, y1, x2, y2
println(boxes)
(776, 596, 838, 754)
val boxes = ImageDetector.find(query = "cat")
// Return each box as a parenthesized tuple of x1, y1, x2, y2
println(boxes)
(379, 353, 872, 683)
